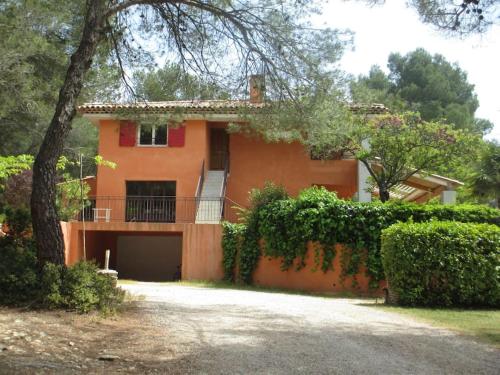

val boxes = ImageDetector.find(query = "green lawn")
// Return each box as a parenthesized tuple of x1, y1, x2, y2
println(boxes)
(372, 305, 500, 347)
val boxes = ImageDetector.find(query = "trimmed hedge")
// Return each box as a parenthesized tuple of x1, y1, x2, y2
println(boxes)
(381, 221, 500, 307)
(223, 186, 499, 286)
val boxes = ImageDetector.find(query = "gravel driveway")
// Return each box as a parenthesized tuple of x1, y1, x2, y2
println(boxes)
(121, 283, 499, 375)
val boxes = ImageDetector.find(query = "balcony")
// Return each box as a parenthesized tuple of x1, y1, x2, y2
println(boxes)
(77, 196, 233, 224)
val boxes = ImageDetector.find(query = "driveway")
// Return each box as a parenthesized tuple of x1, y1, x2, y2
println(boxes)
(120, 283, 499, 375)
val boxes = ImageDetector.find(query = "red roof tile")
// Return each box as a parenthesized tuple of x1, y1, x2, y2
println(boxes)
(77, 100, 388, 115)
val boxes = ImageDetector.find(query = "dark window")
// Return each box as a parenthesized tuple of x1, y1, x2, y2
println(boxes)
(154, 125, 167, 145)
(139, 125, 153, 145)
(138, 125, 167, 146)
(126, 181, 176, 197)
(125, 181, 176, 223)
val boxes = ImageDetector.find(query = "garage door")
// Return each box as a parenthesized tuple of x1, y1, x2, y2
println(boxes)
(116, 235, 182, 281)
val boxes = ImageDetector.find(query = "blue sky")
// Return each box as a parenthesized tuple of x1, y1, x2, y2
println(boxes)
(317, 0, 500, 140)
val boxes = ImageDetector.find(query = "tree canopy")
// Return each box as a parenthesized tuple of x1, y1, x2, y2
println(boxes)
(350, 48, 492, 135)
(133, 63, 230, 101)
(469, 141, 500, 206)
(306, 112, 474, 202)
(0, 1, 121, 157)
(361, 1, 500, 36)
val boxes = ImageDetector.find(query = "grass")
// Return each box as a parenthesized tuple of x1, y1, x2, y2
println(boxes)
(371, 305, 500, 347)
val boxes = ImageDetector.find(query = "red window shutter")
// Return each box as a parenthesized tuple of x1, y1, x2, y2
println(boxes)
(168, 125, 185, 147)
(119, 121, 136, 146)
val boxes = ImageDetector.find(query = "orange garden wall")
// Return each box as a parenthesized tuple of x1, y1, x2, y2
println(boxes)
(253, 243, 384, 295)
(182, 224, 224, 280)
(63, 221, 383, 295)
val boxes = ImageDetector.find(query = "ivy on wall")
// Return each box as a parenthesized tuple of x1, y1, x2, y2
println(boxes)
(223, 186, 499, 287)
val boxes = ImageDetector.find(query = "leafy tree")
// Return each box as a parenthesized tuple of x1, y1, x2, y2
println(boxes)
(469, 141, 500, 207)
(361, 1, 499, 36)
(351, 49, 492, 135)
(134, 63, 230, 101)
(30, 0, 349, 265)
(0, 0, 119, 156)
(0, 155, 33, 182)
(408, 0, 499, 35)
(307, 112, 473, 202)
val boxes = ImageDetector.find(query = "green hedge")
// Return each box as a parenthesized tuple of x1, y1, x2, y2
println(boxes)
(381, 221, 500, 307)
(223, 187, 499, 286)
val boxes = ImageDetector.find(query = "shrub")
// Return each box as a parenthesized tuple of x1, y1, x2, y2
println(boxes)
(0, 208, 124, 313)
(0, 209, 38, 305)
(38, 261, 125, 314)
(0, 236, 38, 305)
(381, 221, 500, 307)
(39, 263, 64, 308)
(222, 186, 500, 285)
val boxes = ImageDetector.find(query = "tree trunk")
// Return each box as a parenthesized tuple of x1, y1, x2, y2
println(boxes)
(31, 0, 107, 266)
(379, 185, 390, 203)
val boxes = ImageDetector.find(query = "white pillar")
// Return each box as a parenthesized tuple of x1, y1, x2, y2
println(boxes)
(357, 160, 372, 202)
(357, 139, 372, 203)
(441, 190, 456, 205)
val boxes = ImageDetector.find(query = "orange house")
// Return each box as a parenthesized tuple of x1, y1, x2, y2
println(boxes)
(63, 79, 461, 293)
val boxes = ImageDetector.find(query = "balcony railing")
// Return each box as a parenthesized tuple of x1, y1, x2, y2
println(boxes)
(77, 196, 235, 224)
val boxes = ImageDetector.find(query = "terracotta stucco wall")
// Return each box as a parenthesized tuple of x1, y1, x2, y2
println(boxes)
(95, 120, 357, 213)
(226, 133, 358, 211)
(96, 119, 207, 198)
(182, 224, 224, 281)
(253, 243, 384, 295)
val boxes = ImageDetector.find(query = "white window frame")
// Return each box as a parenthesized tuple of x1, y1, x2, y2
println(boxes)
(137, 124, 168, 147)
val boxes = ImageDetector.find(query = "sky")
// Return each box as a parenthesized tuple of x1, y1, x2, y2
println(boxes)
(317, 0, 500, 141)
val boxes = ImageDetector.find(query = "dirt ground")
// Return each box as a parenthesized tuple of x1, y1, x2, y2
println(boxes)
(1, 283, 499, 374)
(0, 302, 191, 374)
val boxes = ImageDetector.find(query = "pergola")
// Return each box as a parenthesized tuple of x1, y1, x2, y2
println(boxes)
(372, 172, 463, 203)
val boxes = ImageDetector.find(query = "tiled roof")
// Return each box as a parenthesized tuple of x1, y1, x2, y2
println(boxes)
(78, 100, 266, 114)
(77, 100, 388, 115)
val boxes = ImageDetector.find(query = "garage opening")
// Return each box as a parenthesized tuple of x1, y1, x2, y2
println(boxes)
(116, 234, 182, 281)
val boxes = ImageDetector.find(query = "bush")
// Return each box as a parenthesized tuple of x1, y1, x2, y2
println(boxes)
(0, 208, 124, 313)
(0, 209, 38, 305)
(38, 261, 125, 314)
(381, 221, 500, 307)
(222, 186, 500, 285)
(39, 263, 64, 308)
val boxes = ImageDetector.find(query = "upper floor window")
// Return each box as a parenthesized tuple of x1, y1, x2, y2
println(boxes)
(138, 124, 167, 146)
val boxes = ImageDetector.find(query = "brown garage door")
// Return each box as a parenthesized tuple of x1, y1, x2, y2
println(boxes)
(116, 235, 182, 281)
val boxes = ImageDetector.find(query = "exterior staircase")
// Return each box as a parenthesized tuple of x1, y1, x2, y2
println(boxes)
(195, 171, 225, 224)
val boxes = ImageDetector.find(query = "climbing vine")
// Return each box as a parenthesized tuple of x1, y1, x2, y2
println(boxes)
(222, 186, 500, 286)
(221, 222, 244, 281)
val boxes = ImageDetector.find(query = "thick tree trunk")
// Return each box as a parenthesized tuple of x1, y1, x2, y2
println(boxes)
(31, 0, 107, 266)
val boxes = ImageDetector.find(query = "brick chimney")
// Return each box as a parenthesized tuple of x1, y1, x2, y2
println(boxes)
(249, 75, 265, 103)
